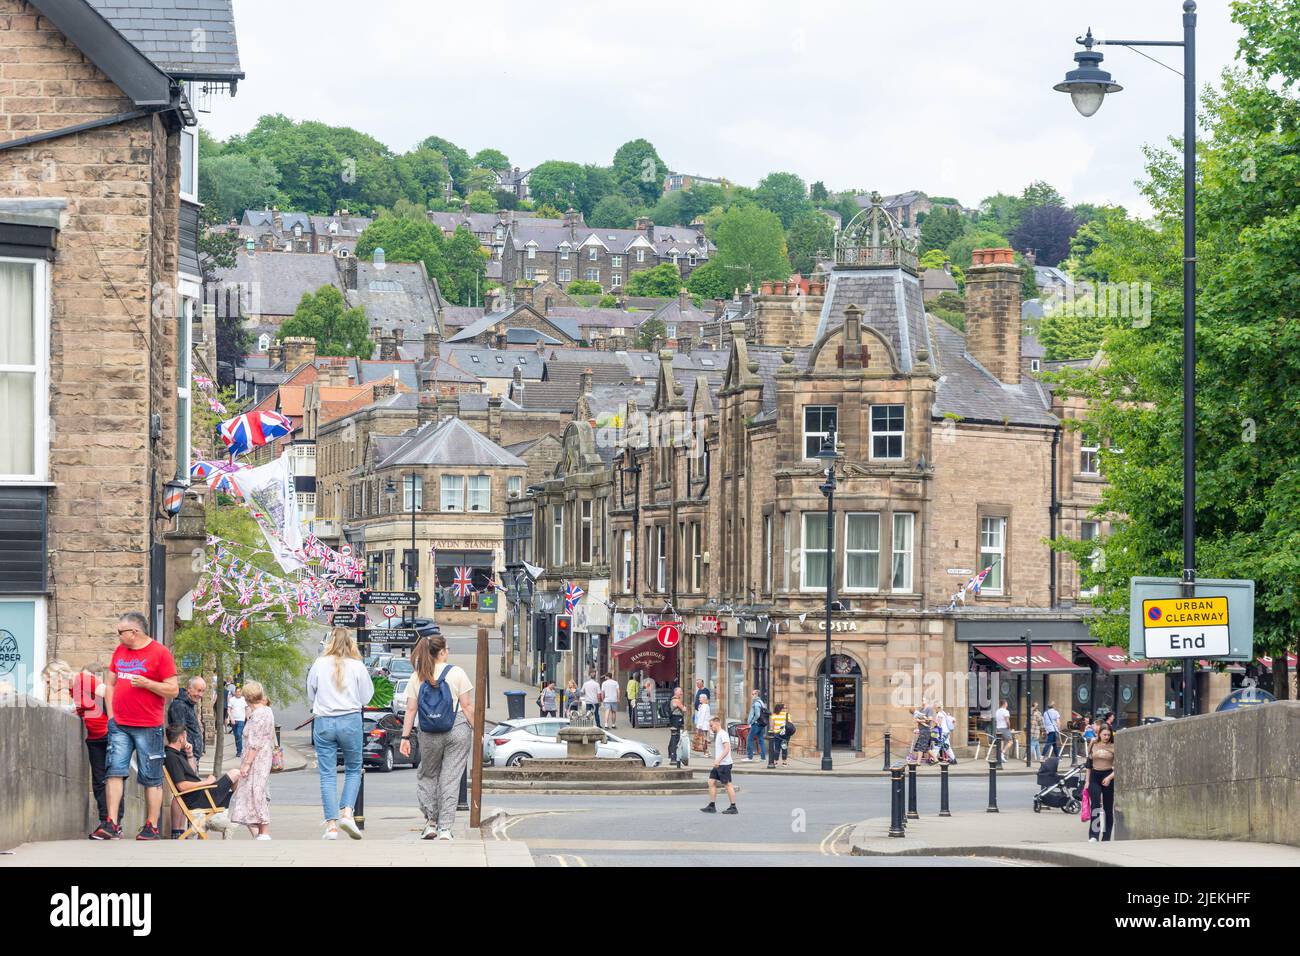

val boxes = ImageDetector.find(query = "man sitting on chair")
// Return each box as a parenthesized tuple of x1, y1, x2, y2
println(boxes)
(164, 725, 239, 838)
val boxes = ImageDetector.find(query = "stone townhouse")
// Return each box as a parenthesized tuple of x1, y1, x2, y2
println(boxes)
(0, 0, 241, 682)
(501, 211, 713, 294)
(214, 207, 373, 256)
(603, 197, 1148, 756)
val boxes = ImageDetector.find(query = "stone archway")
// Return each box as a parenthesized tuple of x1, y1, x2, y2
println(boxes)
(813, 652, 865, 752)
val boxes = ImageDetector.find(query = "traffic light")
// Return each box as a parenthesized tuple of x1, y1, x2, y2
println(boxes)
(554, 614, 572, 652)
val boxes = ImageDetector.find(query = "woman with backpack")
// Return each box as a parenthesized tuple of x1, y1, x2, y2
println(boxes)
(307, 627, 374, 841)
(399, 633, 475, 841)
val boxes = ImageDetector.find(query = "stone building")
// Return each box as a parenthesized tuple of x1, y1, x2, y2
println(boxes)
(0, 0, 241, 681)
(604, 196, 1127, 757)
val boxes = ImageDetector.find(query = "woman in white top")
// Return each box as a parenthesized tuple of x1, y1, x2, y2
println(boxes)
(306, 627, 374, 840)
(400, 633, 475, 841)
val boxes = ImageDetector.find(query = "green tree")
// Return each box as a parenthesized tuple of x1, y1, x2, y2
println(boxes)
(443, 226, 489, 306)
(566, 280, 602, 295)
(633, 317, 668, 350)
(685, 259, 731, 301)
(471, 148, 510, 170)
(754, 171, 813, 228)
(612, 138, 668, 206)
(589, 193, 637, 229)
(395, 147, 449, 207)
(533, 203, 564, 220)
(418, 135, 471, 188)
(785, 211, 834, 275)
(1012, 204, 1081, 266)
(198, 151, 284, 223)
(918, 207, 966, 253)
(279, 286, 371, 358)
(527, 161, 586, 211)
(810, 180, 830, 203)
(714, 204, 790, 291)
(625, 262, 682, 297)
(945, 229, 1010, 273)
(462, 167, 498, 195)
(1046, 1, 1300, 686)
(355, 216, 450, 290)
(466, 189, 497, 213)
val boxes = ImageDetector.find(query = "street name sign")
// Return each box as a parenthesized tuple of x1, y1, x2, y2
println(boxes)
(359, 628, 422, 645)
(360, 590, 419, 607)
(330, 610, 366, 627)
(1128, 577, 1254, 661)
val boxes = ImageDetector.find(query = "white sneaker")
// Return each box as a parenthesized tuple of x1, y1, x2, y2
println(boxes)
(338, 815, 362, 840)
(436, 829, 453, 841)
(255, 834, 272, 841)
(1089, 837, 1098, 843)
(322, 824, 339, 840)
(421, 823, 438, 840)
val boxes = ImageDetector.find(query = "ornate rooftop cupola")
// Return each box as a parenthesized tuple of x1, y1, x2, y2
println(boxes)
(835, 191, 919, 275)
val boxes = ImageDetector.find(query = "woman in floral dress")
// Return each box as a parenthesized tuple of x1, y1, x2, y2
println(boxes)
(229, 680, 275, 839)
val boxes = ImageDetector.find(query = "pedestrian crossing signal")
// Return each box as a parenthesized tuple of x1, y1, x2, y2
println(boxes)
(554, 614, 572, 652)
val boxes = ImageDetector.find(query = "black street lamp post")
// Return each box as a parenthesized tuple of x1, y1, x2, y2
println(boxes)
(1023, 629, 1033, 767)
(817, 431, 840, 772)
(1054, 2, 1199, 717)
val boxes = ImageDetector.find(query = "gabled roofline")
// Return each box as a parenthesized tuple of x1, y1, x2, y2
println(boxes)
(29, 0, 178, 110)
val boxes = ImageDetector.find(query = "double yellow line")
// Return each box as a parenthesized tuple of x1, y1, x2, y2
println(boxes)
(819, 821, 856, 857)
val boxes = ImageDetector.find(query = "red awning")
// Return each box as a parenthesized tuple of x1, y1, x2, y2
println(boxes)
(1258, 652, 1298, 672)
(611, 628, 677, 682)
(1078, 644, 1150, 674)
(975, 644, 1087, 674)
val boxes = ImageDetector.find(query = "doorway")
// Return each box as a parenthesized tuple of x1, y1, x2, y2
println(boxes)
(817, 654, 862, 751)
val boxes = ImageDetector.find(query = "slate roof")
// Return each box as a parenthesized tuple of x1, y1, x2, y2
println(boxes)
(749, 345, 810, 413)
(545, 307, 641, 331)
(86, 0, 244, 80)
(507, 328, 563, 345)
(456, 392, 522, 412)
(377, 417, 526, 469)
(311, 213, 373, 238)
(443, 306, 486, 329)
(506, 220, 713, 258)
(417, 356, 481, 385)
(429, 211, 504, 235)
(814, 268, 933, 375)
(357, 360, 419, 392)
(929, 320, 1057, 427)
(347, 262, 440, 336)
(208, 250, 340, 318)
(441, 345, 544, 380)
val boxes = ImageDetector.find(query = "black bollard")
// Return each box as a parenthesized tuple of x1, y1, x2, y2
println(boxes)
(457, 766, 469, 812)
(986, 758, 999, 813)
(356, 762, 366, 830)
(889, 765, 905, 838)
(906, 762, 919, 819)
(882, 731, 892, 770)
(939, 761, 951, 817)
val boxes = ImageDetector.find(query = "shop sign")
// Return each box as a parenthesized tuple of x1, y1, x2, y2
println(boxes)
(816, 620, 859, 632)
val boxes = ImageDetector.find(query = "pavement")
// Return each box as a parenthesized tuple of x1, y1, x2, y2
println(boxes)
(849, 809, 1300, 867)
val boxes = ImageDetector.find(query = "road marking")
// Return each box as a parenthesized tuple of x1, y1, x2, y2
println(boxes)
(819, 822, 855, 857)
(496, 810, 575, 842)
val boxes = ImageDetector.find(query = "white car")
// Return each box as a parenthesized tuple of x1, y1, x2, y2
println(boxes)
(393, 678, 409, 715)
(485, 717, 662, 768)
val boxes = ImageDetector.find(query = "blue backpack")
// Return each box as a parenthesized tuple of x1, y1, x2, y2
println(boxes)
(417, 665, 459, 733)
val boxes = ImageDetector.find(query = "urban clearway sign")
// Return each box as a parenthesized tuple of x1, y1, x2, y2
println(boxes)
(1128, 577, 1254, 662)
(1142, 596, 1229, 657)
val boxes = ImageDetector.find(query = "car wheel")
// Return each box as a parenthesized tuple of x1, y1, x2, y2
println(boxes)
(379, 746, 394, 773)
(505, 752, 531, 767)
(621, 754, 646, 767)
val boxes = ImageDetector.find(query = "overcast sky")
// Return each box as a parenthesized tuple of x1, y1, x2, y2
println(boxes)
(209, 0, 1244, 216)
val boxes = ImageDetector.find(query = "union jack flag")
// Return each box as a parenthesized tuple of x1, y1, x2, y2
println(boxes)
(219, 411, 294, 457)
(563, 580, 584, 614)
(453, 566, 474, 599)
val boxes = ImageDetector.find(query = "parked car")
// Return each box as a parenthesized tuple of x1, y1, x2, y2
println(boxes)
(335, 710, 419, 772)
(393, 678, 409, 715)
(387, 657, 414, 679)
(485, 717, 662, 768)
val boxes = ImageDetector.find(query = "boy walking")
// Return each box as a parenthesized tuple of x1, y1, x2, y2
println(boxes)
(700, 715, 737, 814)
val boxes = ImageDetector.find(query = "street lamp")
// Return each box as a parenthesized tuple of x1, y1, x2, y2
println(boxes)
(1054, 2, 1200, 717)
(816, 430, 840, 772)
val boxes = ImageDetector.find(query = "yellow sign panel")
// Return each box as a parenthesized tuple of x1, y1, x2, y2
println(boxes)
(1142, 596, 1229, 629)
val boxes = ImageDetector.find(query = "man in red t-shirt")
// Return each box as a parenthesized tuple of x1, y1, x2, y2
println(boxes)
(91, 612, 179, 841)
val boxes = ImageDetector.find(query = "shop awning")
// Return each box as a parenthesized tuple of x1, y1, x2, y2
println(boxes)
(1078, 644, 1150, 674)
(1258, 652, 1297, 672)
(611, 628, 677, 682)
(975, 644, 1087, 674)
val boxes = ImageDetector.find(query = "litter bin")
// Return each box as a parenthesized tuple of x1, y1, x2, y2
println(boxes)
(505, 690, 527, 720)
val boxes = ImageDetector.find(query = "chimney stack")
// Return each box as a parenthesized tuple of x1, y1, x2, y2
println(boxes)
(373, 380, 397, 400)
(379, 333, 398, 361)
(965, 248, 1023, 385)
(342, 255, 358, 291)
(678, 287, 690, 311)
(340, 208, 350, 225)
(635, 216, 654, 234)
(268, 341, 284, 368)
(488, 394, 503, 443)
(418, 372, 437, 426)
(281, 336, 318, 371)
(328, 362, 349, 387)
(424, 327, 439, 361)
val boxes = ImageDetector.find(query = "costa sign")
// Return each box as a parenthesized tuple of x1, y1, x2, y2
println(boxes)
(657, 622, 682, 648)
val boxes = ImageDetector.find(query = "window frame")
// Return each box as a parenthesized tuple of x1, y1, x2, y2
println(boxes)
(0, 257, 50, 481)
(580, 499, 592, 564)
(402, 474, 423, 512)
(440, 474, 465, 512)
(1080, 520, 1101, 598)
(468, 474, 490, 512)
(803, 405, 838, 461)
(801, 511, 829, 592)
(1080, 442, 1100, 476)
(978, 514, 1007, 596)
(891, 512, 914, 592)
(843, 511, 881, 592)
(870, 403, 906, 461)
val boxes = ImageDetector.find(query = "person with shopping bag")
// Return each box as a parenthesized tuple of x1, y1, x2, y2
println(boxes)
(693, 693, 712, 753)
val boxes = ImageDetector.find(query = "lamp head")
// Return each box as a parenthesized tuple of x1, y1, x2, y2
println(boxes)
(1054, 29, 1122, 117)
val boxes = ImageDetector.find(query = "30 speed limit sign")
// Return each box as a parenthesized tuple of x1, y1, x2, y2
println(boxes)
(382, 604, 398, 619)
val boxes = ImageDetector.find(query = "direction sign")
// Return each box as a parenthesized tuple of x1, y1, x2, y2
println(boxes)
(657, 622, 681, 649)
(382, 604, 398, 620)
(1128, 577, 1254, 661)
(1142, 596, 1229, 658)
(360, 590, 419, 607)
(330, 610, 366, 628)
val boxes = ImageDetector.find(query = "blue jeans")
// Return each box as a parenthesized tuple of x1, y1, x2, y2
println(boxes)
(313, 712, 363, 821)
(1030, 736, 1042, 761)
(747, 723, 766, 759)
(233, 720, 246, 756)
(1044, 731, 1059, 758)
(105, 721, 164, 787)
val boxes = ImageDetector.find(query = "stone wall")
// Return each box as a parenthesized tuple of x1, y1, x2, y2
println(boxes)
(1115, 701, 1299, 846)
(0, 699, 144, 850)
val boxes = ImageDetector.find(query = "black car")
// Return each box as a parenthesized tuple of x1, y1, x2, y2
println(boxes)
(335, 710, 419, 772)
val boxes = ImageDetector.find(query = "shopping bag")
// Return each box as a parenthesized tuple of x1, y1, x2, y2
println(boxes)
(692, 729, 707, 753)
(1080, 787, 1091, 822)
(676, 734, 690, 766)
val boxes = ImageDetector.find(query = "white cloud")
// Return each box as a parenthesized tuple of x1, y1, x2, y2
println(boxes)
(213, 0, 1244, 215)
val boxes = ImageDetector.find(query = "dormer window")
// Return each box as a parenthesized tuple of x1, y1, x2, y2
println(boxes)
(1030, 358, 1041, 373)
(636, 249, 646, 263)
(293, 224, 302, 238)
(560, 245, 570, 260)
(527, 243, 537, 260)
(588, 247, 599, 261)
(495, 226, 504, 240)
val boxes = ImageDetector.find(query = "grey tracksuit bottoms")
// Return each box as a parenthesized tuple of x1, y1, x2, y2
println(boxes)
(416, 712, 472, 830)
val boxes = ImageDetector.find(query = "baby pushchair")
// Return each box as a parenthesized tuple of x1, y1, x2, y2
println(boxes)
(1032, 755, 1083, 814)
